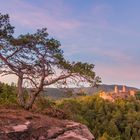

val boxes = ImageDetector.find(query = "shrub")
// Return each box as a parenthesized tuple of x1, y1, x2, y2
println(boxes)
(0, 82, 17, 105)
(34, 96, 55, 111)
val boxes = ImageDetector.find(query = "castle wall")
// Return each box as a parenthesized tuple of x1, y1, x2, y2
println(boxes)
(99, 86, 136, 101)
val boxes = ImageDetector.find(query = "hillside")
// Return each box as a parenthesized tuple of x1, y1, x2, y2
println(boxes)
(42, 84, 139, 99)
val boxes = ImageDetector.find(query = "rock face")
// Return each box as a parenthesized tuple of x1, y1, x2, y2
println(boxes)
(0, 109, 94, 140)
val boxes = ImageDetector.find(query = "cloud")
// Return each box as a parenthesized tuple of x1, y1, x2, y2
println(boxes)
(0, 0, 81, 36)
(87, 3, 140, 38)
(91, 47, 132, 63)
(95, 62, 140, 88)
(0, 75, 17, 84)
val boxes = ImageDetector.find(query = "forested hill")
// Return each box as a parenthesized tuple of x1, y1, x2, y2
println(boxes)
(42, 84, 139, 99)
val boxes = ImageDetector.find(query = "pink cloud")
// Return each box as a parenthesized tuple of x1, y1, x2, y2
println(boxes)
(0, 75, 17, 84)
(95, 48, 132, 63)
(95, 63, 140, 88)
(0, 0, 81, 35)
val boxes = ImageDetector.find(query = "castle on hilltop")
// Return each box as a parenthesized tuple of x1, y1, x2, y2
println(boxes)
(99, 85, 136, 102)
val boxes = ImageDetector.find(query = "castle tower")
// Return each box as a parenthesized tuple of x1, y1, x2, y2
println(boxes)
(122, 85, 126, 92)
(114, 85, 118, 93)
(130, 90, 135, 96)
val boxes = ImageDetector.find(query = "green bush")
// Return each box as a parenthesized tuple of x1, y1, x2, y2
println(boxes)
(34, 96, 55, 110)
(0, 82, 17, 105)
(135, 91, 140, 100)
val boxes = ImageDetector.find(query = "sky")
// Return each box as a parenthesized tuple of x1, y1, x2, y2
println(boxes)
(0, 0, 140, 88)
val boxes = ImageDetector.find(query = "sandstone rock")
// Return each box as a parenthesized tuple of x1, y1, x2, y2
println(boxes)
(47, 127, 64, 138)
(0, 109, 95, 140)
(57, 131, 87, 140)
(57, 122, 94, 140)
(11, 121, 31, 132)
(12, 124, 28, 132)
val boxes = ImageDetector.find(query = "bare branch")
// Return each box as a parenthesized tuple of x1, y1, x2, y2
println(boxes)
(23, 77, 39, 89)
(45, 73, 73, 86)
(0, 54, 18, 73)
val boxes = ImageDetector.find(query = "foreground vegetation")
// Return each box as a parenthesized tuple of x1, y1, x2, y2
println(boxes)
(57, 96, 140, 140)
(0, 82, 140, 140)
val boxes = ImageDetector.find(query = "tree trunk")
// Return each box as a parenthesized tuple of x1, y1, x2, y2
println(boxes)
(25, 75, 45, 110)
(25, 88, 43, 110)
(17, 74, 25, 107)
(25, 93, 38, 110)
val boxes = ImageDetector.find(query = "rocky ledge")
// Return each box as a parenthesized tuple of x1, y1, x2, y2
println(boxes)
(0, 109, 94, 140)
